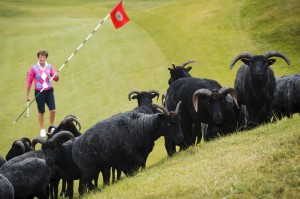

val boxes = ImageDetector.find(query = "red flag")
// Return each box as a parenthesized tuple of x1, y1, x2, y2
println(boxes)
(110, 1, 130, 29)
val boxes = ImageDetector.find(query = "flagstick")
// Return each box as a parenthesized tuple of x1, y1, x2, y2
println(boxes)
(26, 72, 30, 117)
(13, 13, 111, 125)
(26, 101, 30, 117)
(57, 13, 111, 74)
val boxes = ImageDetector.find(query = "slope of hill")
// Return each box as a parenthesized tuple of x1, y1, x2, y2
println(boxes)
(87, 116, 300, 198)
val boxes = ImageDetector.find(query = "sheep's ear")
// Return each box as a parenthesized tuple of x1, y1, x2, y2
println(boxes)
(168, 68, 173, 72)
(186, 66, 192, 72)
(241, 58, 250, 66)
(268, 59, 276, 65)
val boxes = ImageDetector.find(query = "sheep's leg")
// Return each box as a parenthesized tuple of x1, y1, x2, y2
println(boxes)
(111, 167, 116, 183)
(111, 167, 122, 183)
(117, 168, 122, 180)
(180, 120, 195, 149)
(66, 179, 74, 199)
(60, 178, 67, 197)
(194, 122, 202, 145)
(102, 168, 111, 187)
(203, 124, 214, 141)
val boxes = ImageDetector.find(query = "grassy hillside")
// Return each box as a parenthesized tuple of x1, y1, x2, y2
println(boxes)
(87, 116, 300, 198)
(0, 0, 299, 198)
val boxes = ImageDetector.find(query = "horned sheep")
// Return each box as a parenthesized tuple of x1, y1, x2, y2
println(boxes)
(230, 51, 290, 127)
(32, 131, 82, 199)
(72, 103, 183, 193)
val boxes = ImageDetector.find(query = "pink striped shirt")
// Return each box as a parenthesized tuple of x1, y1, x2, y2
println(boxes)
(27, 63, 59, 90)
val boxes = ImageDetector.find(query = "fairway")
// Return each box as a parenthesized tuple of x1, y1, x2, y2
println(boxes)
(0, 0, 299, 198)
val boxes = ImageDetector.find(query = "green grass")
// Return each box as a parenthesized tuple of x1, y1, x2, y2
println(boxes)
(0, 0, 299, 198)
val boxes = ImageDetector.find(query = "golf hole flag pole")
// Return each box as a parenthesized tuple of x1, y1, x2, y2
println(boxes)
(13, 1, 130, 125)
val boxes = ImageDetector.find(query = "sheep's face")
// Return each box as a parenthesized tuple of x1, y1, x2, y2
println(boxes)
(242, 56, 276, 82)
(160, 113, 184, 145)
(207, 91, 226, 124)
(42, 142, 60, 168)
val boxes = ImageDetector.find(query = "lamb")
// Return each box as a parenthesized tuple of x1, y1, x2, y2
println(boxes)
(0, 173, 14, 199)
(230, 51, 290, 127)
(32, 131, 82, 199)
(72, 103, 183, 193)
(273, 74, 300, 119)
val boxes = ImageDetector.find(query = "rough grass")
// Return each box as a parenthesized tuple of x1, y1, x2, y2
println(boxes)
(86, 116, 300, 199)
(0, 0, 299, 198)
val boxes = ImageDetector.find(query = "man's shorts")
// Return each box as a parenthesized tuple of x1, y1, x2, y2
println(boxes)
(35, 87, 56, 113)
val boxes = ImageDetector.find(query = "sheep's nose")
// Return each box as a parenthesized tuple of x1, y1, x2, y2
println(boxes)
(214, 113, 223, 124)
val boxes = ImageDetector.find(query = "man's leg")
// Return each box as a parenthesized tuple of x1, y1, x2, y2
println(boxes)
(39, 112, 44, 129)
(49, 109, 56, 126)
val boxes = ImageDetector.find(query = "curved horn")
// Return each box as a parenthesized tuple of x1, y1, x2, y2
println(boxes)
(193, 89, 212, 112)
(32, 137, 46, 157)
(218, 87, 239, 109)
(20, 137, 32, 147)
(14, 141, 25, 153)
(161, 93, 166, 106)
(128, 90, 140, 101)
(229, 52, 254, 69)
(152, 103, 170, 116)
(175, 101, 182, 114)
(63, 115, 81, 131)
(148, 90, 160, 101)
(50, 131, 75, 143)
(264, 51, 291, 65)
(181, 60, 196, 68)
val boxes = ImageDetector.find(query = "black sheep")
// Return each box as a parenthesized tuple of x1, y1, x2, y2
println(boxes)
(0, 173, 14, 199)
(128, 90, 160, 114)
(168, 60, 196, 85)
(1, 150, 62, 199)
(5, 137, 32, 161)
(109, 89, 161, 182)
(72, 103, 183, 193)
(0, 157, 51, 199)
(193, 88, 248, 141)
(230, 51, 290, 127)
(164, 77, 222, 156)
(47, 114, 81, 139)
(273, 74, 300, 119)
(32, 131, 83, 199)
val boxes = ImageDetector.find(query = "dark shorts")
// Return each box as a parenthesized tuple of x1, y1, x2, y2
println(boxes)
(35, 88, 56, 113)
